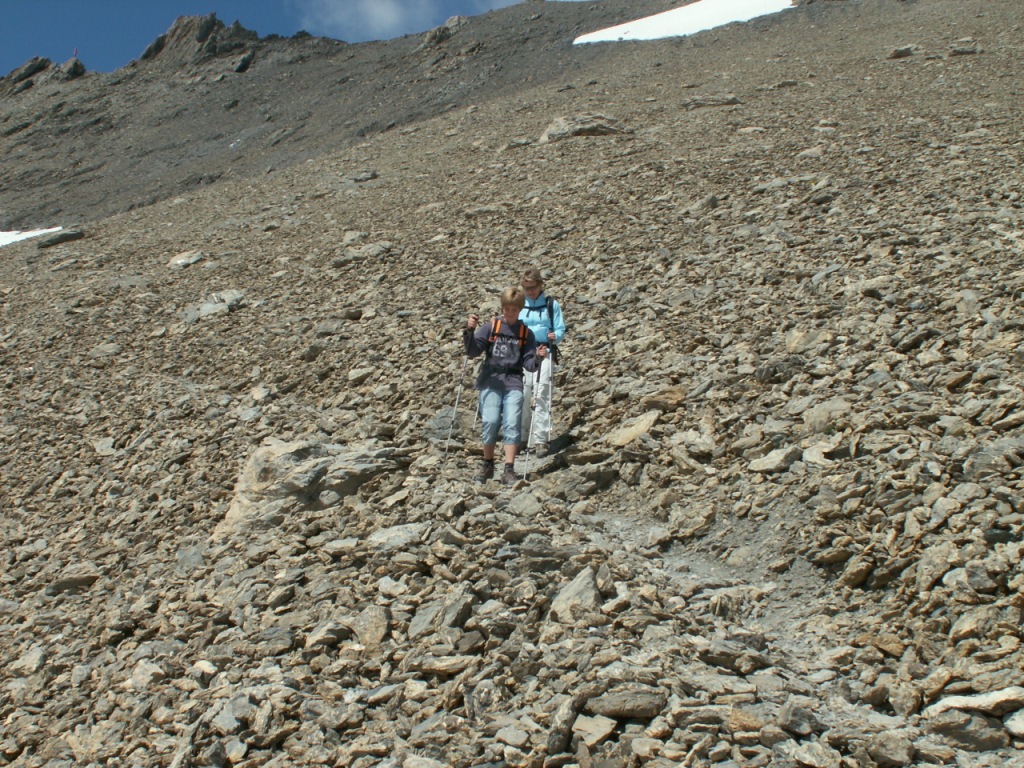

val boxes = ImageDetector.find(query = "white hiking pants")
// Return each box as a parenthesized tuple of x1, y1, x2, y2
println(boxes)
(521, 357, 554, 447)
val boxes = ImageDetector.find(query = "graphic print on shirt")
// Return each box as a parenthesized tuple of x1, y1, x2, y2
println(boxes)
(492, 335, 517, 360)
(486, 319, 527, 369)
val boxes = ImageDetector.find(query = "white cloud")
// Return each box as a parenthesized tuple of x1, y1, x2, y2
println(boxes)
(289, 0, 519, 42)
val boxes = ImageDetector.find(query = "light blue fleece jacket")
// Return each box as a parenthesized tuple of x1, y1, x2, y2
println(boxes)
(521, 293, 566, 346)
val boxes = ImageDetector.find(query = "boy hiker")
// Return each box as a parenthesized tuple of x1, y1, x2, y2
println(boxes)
(464, 286, 548, 485)
(519, 267, 566, 457)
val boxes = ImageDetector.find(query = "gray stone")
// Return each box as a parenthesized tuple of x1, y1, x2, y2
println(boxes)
(168, 249, 204, 268)
(802, 398, 851, 434)
(45, 562, 102, 594)
(586, 683, 667, 719)
(749, 444, 803, 473)
(305, 621, 352, 649)
(538, 114, 632, 144)
(549, 567, 601, 623)
(778, 698, 821, 737)
(89, 342, 122, 359)
(366, 522, 428, 551)
(37, 228, 85, 248)
(867, 730, 916, 767)
(925, 710, 1010, 751)
(787, 740, 842, 768)
(10, 644, 46, 676)
(213, 439, 407, 539)
(924, 687, 1024, 719)
(1004, 710, 1024, 739)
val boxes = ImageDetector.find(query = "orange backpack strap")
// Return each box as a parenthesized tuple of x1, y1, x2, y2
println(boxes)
(485, 318, 499, 361)
(487, 318, 526, 353)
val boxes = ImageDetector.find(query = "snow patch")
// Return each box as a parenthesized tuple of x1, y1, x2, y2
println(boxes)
(0, 227, 63, 248)
(574, 0, 795, 45)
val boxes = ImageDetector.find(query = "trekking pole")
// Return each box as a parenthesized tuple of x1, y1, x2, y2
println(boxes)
(549, 344, 557, 442)
(446, 321, 476, 459)
(445, 354, 470, 459)
(523, 367, 540, 481)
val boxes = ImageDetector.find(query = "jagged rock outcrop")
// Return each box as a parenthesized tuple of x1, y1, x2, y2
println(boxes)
(213, 438, 412, 540)
(1, 57, 86, 98)
(139, 14, 258, 68)
(419, 16, 470, 49)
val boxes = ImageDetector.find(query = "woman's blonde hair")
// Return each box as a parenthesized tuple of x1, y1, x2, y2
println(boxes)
(521, 266, 543, 288)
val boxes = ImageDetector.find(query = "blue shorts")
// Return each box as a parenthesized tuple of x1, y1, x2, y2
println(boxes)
(479, 388, 524, 446)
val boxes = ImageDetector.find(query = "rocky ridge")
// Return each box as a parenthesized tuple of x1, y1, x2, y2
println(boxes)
(2, 0, 1024, 767)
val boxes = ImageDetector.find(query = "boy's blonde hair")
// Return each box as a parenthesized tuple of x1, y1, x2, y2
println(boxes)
(501, 286, 526, 309)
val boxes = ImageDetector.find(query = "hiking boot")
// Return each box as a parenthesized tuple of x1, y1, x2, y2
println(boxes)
(532, 442, 548, 458)
(500, 464, 521, 486)
(474, 460, 495, 483)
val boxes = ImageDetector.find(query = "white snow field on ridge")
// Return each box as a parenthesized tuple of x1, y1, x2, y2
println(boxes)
(0, 227, 62, 248)
(574, 0, 795, 45)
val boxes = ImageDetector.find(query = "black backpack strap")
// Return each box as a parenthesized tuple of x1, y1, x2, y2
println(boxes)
(546, 296, 563, 363)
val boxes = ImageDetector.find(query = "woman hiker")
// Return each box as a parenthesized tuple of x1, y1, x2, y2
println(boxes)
(519, 266, 566, 458)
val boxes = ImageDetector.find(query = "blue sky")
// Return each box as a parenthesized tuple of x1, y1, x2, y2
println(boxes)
(1, 0, 535, 77)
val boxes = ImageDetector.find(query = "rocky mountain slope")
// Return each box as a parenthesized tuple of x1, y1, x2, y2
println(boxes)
(2, 0, 1024, 766)
(0, 0, 674, 231)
